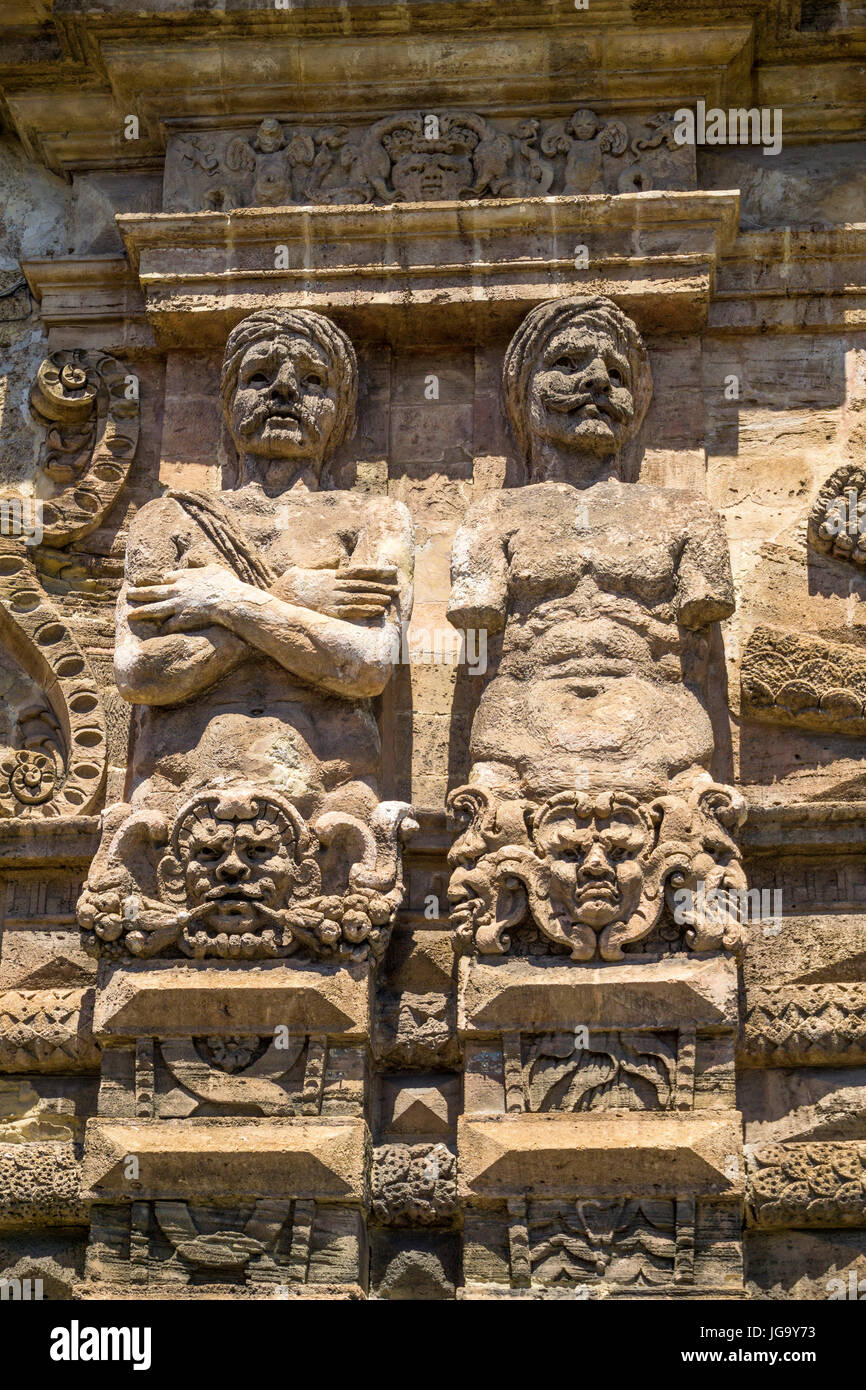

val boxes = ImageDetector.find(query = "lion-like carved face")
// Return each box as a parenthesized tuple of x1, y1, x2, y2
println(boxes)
(533, 803, 649, 931)
(183, 816, 296, 934)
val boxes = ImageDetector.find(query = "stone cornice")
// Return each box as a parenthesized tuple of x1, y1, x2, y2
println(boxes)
(710, 225, 866, 333)
(111, 191, 740, 346)
(6, 799, 866, 869)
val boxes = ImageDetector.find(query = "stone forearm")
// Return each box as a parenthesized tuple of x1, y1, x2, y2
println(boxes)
(115, 625, 246, 705)
(218, 589, 399, 699)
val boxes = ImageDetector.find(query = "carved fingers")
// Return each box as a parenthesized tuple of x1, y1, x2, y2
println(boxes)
(273, 562, 400, 621)
(126, 565, 249, 630)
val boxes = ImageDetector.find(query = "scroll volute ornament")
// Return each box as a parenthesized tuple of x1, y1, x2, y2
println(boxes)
(30, 349, 140, 545)
(0, 350, 132, 816)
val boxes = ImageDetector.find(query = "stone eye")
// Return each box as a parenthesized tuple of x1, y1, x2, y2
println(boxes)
(553, 357, 575, 372)
(248, 372, 270, 387)
(608, 368, 623, 386)
(303, 373, 324, 391)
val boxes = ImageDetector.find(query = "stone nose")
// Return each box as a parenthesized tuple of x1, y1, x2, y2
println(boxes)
(581, 355, 611, 390)
(270, 358, 300, 401)
(216, 850, 248, 884)
(579, 840, 611, 877)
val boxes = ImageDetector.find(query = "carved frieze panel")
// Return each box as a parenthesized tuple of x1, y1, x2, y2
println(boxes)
(743, 984, 866, 1067)
(163, 109, 694, 213)
(523, 1031, 678, 1113)
(741, 626, 866, 735)
(87, 1199, 362, 1289)
(747, 1143, 866, 1228)
(105, 1033, 366, 1119)
(519, 1196, 684, 1288)
(462, 1192, 750, 1294)
(463, 1023, 722, 1117)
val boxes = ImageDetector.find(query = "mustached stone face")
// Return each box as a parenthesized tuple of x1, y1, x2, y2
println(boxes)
(228, 334, 339, 461)
(184, 818, 294, 933)
(537, 810, 647, 929)
(527, 324, 636, 460)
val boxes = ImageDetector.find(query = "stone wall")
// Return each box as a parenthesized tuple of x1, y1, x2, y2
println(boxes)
(0, 0, 865, 1303)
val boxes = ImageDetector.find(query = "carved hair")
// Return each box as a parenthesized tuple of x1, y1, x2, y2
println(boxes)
(502, 295, 653, 466)
(220, 308, 358, 456)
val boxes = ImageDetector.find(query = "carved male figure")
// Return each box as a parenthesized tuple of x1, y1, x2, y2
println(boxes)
(79, 309, 415, 960)
(118, 307, 412, 824)
(448, 294, 733, 803)
(447, 295, 745, 958)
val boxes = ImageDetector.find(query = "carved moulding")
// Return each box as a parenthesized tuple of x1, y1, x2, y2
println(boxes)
(741, 625, 866, 735)
(807, 462, 866, 567)
(77, 783, 417, 964)
(0, 542, 107, 817)
(165, 108, 692, 213)
(446, 777, 748, 963)
(746, 1142, 866, 1228)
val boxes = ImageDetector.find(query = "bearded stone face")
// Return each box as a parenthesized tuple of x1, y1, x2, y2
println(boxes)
(184, 816, 295, 934)
(535, 806, 648, 930)
(526, 323, 637, 461)
(228, 333, 339, 462)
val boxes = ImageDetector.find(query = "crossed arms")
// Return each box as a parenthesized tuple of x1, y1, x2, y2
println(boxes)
(115, 495, 413, 707)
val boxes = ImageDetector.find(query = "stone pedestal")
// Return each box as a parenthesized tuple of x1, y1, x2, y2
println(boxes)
(457, 954, 745, 1298)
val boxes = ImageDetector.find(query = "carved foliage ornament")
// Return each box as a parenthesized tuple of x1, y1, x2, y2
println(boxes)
(78, 784, 417, 963)
(446, 777, 748, 961)
(741, 625, 866, 735)
(167, 108, 692, 212)
(747, 1143, 866, 1229)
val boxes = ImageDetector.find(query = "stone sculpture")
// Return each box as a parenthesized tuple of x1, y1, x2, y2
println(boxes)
(446, 295, 747, 960)
(78, 308, 416, 962)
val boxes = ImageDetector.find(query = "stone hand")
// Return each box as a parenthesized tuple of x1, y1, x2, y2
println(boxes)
(126, 564, 250, 632)
(273, 563, 400, 621)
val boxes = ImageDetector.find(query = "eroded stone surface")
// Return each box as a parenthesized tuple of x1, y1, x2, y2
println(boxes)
(1, 1, 865, 1304)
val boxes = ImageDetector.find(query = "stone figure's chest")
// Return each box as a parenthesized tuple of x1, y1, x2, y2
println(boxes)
(504, 502, 683, 600)
(221, 503, 362, 573)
